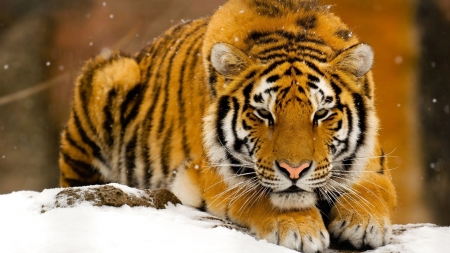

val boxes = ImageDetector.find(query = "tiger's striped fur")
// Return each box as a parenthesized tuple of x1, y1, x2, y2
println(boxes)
(59, 0, 396, 252)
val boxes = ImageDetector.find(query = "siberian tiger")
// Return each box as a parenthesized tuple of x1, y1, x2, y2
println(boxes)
(59, 0, 397, 252)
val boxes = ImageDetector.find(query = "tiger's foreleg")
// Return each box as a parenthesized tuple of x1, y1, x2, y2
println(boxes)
(59, 50, 142, 187)
(200, 165, 330, 253)
(327, 150, 397, 249)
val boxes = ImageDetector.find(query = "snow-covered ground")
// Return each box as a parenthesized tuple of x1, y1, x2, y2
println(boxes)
(0, 184, 449, 253)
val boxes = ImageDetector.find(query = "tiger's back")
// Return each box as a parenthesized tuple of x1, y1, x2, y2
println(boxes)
(59, 18, 209, 189)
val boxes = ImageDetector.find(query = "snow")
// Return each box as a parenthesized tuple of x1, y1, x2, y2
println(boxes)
(375, 224, 450, 253)
(0, 184, 449, 253)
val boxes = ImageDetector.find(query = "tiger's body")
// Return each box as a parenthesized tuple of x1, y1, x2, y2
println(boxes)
(59, 0, 397, 252)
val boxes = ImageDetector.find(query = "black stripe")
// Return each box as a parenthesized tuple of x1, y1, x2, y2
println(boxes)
(307, 82, 318, 89)
(73, 111, 107, 165)
(300, 53, 328, 63)
(61, 151, 98, 178)
(141, 84, 161, 188)
(126, 133, 137, 187)
(296, 45, 327, 58)
(332, 119, 343, 131)
(258, 53, 288, 62)
(334, 106, 352, 158)
(229, 155, 243, 174)
(352, 93, 367, 151)
(339, 94, 367, 171)
(217, 96, 231, 147)
(231, 71, 257, 95)
(258, 44, 287, 57)
(342, 154, 355, 171)
(161, 123, 173, 176)
(343, 105, 353, 150)
(261, 60, 285, 76)
(231, 97, 245, 152)
(279, 87, 291, 101)
(245, 70, 257, 81)
(253, 93, 263, 103)
(329, 144, 337, 155)
(267, 75, 280, 83)
(378, 149, 385, 174)
(143, 146, 153, 189)
(103, 89, 116, 147)
(308, 74, 320, 83)
(243, 82, 255, 104)
(208, 65, 218, 97)
(264, 86, 280, 94)
(318, 90, 325, 101)
(121, 83, 146, 130)
(284, 68, 292, 76)
(330, 81, 342, 95)
(78, 69, 98, 137)
(304, 60, 324, 76)
(292, 66, 303, 76)
(364, 77, 372, 98)
(242, 120, 252, 131)
(64, 130, 88, 156)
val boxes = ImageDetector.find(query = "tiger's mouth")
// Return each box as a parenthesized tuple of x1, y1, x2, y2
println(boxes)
(267, 185, 313, 195)
(278, 185, 306, 194)
(268, 188, 318, 209)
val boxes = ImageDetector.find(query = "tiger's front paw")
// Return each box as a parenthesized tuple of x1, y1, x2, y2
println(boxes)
(254, 209, 329, 253)
(328, 202, 392, 249)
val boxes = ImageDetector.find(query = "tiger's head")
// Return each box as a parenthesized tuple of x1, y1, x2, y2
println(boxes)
(202, 0, 379, 210)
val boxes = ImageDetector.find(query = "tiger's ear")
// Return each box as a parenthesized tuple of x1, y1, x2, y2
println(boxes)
(211, 43, 251, 77)
(331, 43, 374, 77)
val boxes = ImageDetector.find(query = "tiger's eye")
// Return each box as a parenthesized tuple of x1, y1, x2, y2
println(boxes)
(315, 109, 328, 119)
(257, 108, 271, 118)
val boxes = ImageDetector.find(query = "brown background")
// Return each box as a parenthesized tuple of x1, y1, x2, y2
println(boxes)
(1, 0, 449, 225)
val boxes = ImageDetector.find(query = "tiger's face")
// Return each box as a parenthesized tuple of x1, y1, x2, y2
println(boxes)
(204, 42, 377, 210)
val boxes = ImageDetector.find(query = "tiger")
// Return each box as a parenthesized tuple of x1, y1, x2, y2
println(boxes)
(59, 0, 397, 252)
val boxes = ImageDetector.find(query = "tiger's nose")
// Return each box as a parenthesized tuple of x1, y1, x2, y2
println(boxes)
(278, 160, 312, 180)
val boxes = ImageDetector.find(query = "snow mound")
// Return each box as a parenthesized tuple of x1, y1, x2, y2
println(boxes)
(0, 184, 448, 253)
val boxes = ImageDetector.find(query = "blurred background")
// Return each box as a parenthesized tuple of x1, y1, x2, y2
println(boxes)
(0, 0, 449, 225)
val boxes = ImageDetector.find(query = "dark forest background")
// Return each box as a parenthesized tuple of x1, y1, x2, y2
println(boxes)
(0, 0, 449, 225)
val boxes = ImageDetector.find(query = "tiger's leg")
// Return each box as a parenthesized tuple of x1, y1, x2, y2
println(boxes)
(59, 125, 104, 187)
(327, 148, 397, 249)
(200, 164, 329, 253)
(59, 50, 142, 187)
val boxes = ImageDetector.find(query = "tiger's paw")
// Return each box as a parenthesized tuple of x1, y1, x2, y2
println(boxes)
(254, 209, 329, 253)
(328, 204, 392, 249)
